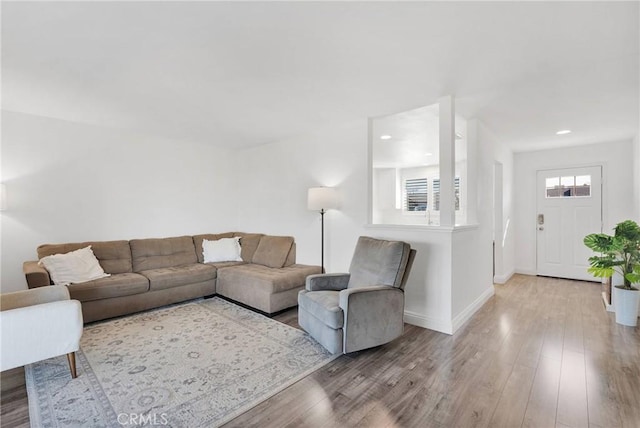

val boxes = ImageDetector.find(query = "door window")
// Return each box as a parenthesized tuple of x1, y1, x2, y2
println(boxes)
(545, 175, 591, 198)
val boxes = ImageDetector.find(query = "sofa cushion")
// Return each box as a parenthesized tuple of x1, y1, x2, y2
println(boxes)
(298, 289, 343, 329)
(232, 233, 264, 262)
(192, 233, 235, 263)
(130, 236, 197, 272)
(140, 264, 217, 291)
(217, 263, 321, 294)
(252, 236, 294, 268)
(37, 240, 132, 274)
(67, 273, 149, 302)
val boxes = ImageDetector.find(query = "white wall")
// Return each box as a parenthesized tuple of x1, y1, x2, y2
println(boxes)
(513, 139, 636, 275)
(451, 227, 492, 329)
(450, 120, 508, 327)
(1, 111, 239, 292)
(483, 122, 516, 283)
(236, 119, 369, 273)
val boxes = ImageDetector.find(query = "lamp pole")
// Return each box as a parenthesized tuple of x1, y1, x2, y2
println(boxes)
(320, 208, 326, 273)
(308, 186, 337, 274)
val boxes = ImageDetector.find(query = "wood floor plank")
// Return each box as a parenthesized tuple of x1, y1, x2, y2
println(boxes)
(0, 368, 29, 428)
(557, 349, 589, 427)
(523, 356, 562, 428)
(584, 351, 623, 428)
(610, 349, 640, 427)
(515, 312, 547, 369)
(488, 363, 536, 428)
(541, 314, 566, 361)
(563, 284, 586, 353)
(446, 358, 513, 428)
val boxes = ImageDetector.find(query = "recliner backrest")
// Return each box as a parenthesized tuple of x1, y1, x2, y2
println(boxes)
(347, 236, 411, 289)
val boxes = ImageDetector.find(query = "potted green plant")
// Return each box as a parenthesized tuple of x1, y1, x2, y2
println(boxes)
(584, 219, 640, 326)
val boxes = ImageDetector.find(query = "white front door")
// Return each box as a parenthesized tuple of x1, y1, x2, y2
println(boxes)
(536, 166, 602, 281)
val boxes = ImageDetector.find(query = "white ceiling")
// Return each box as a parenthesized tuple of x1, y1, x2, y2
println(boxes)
(2, 2, 638, 152)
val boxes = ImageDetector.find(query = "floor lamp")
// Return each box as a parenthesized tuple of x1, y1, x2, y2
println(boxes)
(308, 187, 338, 273)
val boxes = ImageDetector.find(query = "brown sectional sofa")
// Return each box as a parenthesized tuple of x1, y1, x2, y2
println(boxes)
(23, 232, 321, 323)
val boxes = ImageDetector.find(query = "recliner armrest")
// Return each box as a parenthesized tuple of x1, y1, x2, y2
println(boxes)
(23, 261, 51, 289)
(338, 285, 402, 309)
(305, 273, 350, 291)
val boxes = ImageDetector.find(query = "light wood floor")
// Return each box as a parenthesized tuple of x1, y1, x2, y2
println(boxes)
(2, 275, 639, 427)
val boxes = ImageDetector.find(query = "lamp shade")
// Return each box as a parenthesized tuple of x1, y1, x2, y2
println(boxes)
(308, 187, 338, 211)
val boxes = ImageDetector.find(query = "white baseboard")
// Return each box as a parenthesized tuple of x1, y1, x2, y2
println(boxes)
(515, 268, 537, 276)
(602, 292, 614, 312)
(494, 269, 515, 284)
(404, 286, 496, 336)
(451, 286, 495, 334)
(404, 310, 453, 335)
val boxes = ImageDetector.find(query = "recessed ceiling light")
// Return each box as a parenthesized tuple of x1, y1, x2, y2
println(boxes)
(424, 152, 433, 156)
(380, 135, 392, 140)
(556, 130, 571, 135)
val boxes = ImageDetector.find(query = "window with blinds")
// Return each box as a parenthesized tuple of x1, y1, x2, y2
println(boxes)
(405, 178, 428, 211)
(433, 177, 460, 211)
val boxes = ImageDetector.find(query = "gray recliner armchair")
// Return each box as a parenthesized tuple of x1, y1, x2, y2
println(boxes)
(298, 236, 416, 354)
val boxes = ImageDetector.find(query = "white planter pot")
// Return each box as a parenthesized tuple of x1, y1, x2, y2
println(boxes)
(613, 285, 640, 327)
(612, 272, 624, 287)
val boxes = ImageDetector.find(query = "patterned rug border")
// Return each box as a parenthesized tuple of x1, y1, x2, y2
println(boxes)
(25, 298, 339, 428)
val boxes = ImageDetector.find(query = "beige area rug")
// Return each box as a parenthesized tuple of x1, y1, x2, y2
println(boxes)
(26, 297, 336, 427)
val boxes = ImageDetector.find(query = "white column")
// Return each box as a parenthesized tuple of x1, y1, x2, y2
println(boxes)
(439, 95, 455, 227)
(466, 119, 478, 224)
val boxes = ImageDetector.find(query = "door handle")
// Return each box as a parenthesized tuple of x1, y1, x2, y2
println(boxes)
(537, 214, 544, 225)
(538, 226, 544, 231)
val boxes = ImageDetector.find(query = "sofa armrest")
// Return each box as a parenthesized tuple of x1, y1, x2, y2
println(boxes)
(23, 261, 51, 289)
(1, 285, 70, 311)
(305, 273, 350, 291)
(338, 285, 404, 353)
(0, 299, 83, 371)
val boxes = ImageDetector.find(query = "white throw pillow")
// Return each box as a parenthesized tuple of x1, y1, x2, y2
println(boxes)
(38, 246, 110, 286)
(202, 237, 243, 263)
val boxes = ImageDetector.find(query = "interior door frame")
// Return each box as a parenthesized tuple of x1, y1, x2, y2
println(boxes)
(493, 161, 504, 283)
(534, 162, 605, 279)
